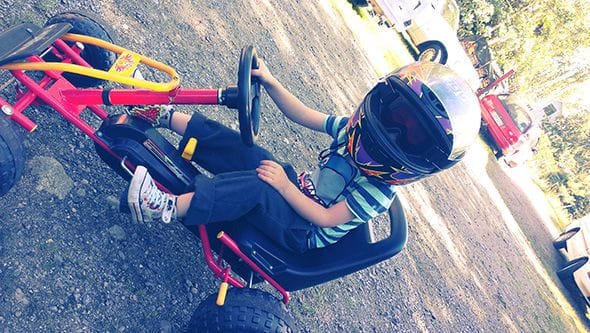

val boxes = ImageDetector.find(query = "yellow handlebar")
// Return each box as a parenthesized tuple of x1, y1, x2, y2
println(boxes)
(0, 33, 180, 92)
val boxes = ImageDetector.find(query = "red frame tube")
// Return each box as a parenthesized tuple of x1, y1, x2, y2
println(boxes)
(53, 38, 93, 67)
(5, 73, 54, 131)
(217, 231, 290, 304)
(61, 88, 220, 106)
(12, 70, 102, 141)
(198, 226, 245, 288)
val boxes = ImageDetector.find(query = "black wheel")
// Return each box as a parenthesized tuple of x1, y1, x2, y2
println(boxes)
(479, 123, 502, 159)
(187, 288, 297, 333)
(0, 116, 26, 196)
(493, 149, 503, 159)
(350, 0, 368, 6)
(45, 11, 117, 87)
(237, 46, 262, 147)
(553, 228, 579, 250)
(557, 256, 588, 279)
(417, 41, 448, 65)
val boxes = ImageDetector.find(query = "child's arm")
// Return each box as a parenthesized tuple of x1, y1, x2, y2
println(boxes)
(257, 160, 355, 227)
(252, 60, 327, 133)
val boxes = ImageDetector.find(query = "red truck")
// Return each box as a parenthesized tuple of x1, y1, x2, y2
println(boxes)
(479, 93, 540, 167)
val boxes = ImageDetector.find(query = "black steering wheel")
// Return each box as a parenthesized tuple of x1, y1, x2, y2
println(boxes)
(237, 46, 261, 147)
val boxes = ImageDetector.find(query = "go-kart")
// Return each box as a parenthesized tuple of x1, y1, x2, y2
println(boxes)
(0, 12, 408, 332)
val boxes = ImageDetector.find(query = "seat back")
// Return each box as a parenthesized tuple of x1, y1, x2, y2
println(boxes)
(203, 194, 407, 291)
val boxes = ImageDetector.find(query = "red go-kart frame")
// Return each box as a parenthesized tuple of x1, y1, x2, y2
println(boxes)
(0, 12, 408, 331)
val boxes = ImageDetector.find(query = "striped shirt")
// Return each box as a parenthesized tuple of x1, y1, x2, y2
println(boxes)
(306, 115, 397, 248)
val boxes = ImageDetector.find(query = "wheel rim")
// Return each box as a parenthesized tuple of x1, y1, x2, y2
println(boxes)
(419, 48, 438, 62)
(565, 257, 588, 270)
(556, 230, 577, 243)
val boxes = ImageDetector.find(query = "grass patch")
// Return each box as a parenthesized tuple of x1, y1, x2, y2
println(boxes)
(527, 134, 573, 230)
(529, 173, 572, 231)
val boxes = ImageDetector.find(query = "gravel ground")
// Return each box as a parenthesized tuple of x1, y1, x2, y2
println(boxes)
(0, 0, 588, 332)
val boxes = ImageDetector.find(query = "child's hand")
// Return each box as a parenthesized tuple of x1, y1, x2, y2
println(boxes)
(256, 160, 291, 194)
(251, 58, 276, 87)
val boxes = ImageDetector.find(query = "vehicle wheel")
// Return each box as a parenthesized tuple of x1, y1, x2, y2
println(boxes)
(479, 124, 502, 158)
(187, 288, 298, 333)
(0, 116, 26, 196)
(45, 11, 117, 88)
(553, 228, 579, 250)
(349, 0, 368, 6)
(557, 256, 588, 279)
(417, 41, 448, 65)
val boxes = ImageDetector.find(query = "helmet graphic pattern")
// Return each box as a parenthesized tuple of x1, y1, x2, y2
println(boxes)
(346, 110, 420, 185)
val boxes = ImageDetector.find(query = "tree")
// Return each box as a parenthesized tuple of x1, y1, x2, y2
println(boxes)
(537, 111, 590, 218)
(456, 0, 590, 103)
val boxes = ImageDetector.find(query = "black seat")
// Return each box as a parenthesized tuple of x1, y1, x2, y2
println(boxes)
(201, 195, 408, 291)
(0, 22, 72, 66)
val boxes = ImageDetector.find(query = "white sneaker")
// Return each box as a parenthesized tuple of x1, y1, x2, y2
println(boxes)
(127, 166, 177, 223)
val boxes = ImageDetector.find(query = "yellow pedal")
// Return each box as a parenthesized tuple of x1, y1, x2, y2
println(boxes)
(216, 282, 229, 306)
(182, 137, 198, 160)
(109, 51, 141, 77)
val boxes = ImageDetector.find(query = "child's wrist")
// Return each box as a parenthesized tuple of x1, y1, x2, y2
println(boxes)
(278, 181, 296, 197)
(261, 76, 279, 89)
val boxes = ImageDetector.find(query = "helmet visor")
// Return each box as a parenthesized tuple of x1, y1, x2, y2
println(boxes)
(396, 61, 481, 161)
(364, 80, 451, 170)
(378, 93, 434, 154)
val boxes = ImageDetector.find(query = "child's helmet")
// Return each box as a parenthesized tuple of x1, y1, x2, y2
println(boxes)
(346, 61, 481, 185)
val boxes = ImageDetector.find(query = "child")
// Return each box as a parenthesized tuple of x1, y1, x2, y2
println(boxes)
(125, 60, 481, 253)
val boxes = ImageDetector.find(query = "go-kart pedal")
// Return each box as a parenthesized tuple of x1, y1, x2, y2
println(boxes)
(95, 114, 199, 195)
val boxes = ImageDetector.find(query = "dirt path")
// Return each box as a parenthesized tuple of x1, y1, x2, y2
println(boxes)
(0, 0, 587, 332)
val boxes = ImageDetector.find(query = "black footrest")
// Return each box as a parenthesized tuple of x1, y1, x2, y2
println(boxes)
(96, 114, 200, 195)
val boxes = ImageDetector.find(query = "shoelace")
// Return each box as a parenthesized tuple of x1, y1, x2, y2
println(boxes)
(146, 185, 176, 223)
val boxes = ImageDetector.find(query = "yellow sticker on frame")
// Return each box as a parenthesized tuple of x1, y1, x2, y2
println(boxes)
(109, 51, 141, 77)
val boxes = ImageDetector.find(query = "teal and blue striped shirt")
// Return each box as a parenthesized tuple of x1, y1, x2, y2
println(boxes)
(307, 115, 396, 248)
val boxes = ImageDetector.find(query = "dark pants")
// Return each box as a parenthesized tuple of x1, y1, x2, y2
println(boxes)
(178, 113, 312, 253)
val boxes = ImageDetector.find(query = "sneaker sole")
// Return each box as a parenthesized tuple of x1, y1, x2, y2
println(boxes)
(128, 166, 149, 223)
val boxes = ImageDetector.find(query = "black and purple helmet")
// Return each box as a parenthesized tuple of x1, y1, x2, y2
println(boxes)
(346, 62, 481, 185)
